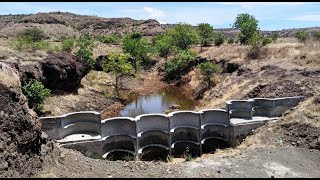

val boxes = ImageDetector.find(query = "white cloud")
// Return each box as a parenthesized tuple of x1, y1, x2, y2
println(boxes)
(143, 7, 166, 18)
(213, 2, 304, 7)
(289, 14, 320, 21)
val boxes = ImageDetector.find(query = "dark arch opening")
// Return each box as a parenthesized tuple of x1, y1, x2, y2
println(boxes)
(202, 138, 229, 154)
(171, 142, 200, 158)
(140, 146, 169, 161)
(105, 151, 135, 161)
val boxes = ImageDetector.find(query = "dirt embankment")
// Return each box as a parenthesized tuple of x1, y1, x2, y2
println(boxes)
(0, 64, 54, 178)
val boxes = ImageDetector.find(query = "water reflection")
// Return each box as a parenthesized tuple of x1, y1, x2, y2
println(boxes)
(118, 87, 196, 117)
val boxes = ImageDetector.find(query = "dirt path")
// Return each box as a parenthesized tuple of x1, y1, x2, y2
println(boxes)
(36, 146, 320, 178)
(184, 146, 320, 178)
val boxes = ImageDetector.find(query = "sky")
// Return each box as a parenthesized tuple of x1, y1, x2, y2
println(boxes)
(0, 2, 320, 30)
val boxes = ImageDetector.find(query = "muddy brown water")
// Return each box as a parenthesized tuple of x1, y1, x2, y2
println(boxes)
(118, 86, 197, 117)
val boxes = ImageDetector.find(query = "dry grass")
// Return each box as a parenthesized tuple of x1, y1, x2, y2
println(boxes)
(93, 42, 122, 58)
(195, 44, 250, 64)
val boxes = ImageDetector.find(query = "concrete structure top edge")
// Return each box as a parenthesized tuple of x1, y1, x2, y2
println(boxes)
(137, 129, 169, 136)
(101, 134, 137, 140)
(226, 99, 254, 104)
(138, 144, 170, 152)
(171, 140, 201, 148)
(249, 96, 304, 101)
(198, 109, 227, 113)
(170, 126, 200, 132)
(201, 137, 228, 144)
(40, 111, 101, 119)
(168, 110, 199, 116)
(101, 117, 135, 123)
(102, 149, 135, 158)
(135, 113, 169, 120)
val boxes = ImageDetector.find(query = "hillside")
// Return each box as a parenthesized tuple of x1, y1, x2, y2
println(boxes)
(0, 11, 319, 178)
(1, 12, 320, 41)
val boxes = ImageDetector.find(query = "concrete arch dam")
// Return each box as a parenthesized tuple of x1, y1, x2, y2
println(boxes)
(40, 96, 303, 160)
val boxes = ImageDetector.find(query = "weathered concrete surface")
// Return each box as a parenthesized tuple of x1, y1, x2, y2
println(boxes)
(39, 96, 303, 159)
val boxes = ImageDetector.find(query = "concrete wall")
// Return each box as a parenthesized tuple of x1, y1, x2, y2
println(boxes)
(101, 117, 136, 159)
(39, 96, 303, 159)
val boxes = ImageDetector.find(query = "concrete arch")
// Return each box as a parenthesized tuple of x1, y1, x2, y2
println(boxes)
(201, 125, 229, 142)
(170, 141, 201, 157)
(60, 111, 101, 127)
(168, 111, 200, 129)
(226, 100, 253, 119)
(137, 130, 170, 149)
(102, 135, 136, 155)
(62, 122, 101, 139)
(199, 109, 230, 127)
(170, 127, 200, 144)
(201, 137, 229, 154)
(101, 117, 136, 138)
(102, 149, 136, 160)
(135, 114, 169, 134)
(138, 145, 170, 161)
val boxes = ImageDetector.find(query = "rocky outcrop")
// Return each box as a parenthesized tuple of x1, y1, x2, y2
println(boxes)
(41, 52, 90, 92)
(0, 65, 48, 177)
(5, 52, 90, 92)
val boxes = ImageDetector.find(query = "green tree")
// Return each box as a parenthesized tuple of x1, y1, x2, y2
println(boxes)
(197, 62, 222, 88)
(197, 23, 213, 51)
(164, 50, 197, 80)
(294, 31, 309, 43)
(103, 52, 133, 98)
(214, 32, 225, 46)
(18, 28, 47, 42)
(233, 13, 259, 45)
(75, 34, 95, 67)
(122, 32, 152, 73)
(22, 79, 51, 114)
(152, 33, 174, 60)
(167, 23, 199, 50)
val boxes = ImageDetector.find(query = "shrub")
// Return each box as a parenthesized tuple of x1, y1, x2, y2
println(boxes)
(271, 32, 278, 42)
(312, 31, 320, 41)
(227, 37, 234, 44)
(97, 34, 120, 44)
(18, 28, 47, 42)
(61, 38, 75, 52)
(197, 61, 222, 87)
(164, 50, 197, 80)
(75, 34, 95, 67)
(294, 31, 309, 43)
(22, 79, 51, 114)
(214, 32, 225, 46)
(262, 36, 273, 46)
(247, 32, 264, 59)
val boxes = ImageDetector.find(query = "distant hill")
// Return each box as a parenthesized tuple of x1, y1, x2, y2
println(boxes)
(1, 12, 320, 40)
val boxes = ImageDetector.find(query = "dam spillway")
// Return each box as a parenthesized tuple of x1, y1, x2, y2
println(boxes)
(39, 96, 303, 160)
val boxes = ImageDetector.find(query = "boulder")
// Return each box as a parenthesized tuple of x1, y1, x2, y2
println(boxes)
(41, 51, 90, 92)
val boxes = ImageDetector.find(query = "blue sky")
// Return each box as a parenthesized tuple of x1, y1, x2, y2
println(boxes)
(0, 2, 320, 30)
